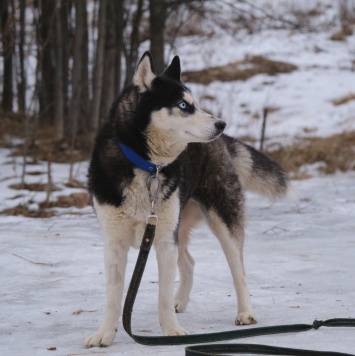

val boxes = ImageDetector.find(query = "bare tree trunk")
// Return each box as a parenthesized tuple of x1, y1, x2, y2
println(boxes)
(79, 2, 89, 134)
(21, 112, 30, 186)
(114, 0, 125, 94)
(124, 0, 144, 86)
(54, 1, 64, 139)
(68, 0, 87, 145)
(38, 0, 56, 121)
(61, 0, 70, 130)
(45, 152, 53, 206)
(33, 2, 43, 139)
(259, 107, 269, 152)
(149, 0, 168, 74)
(100, 0, 124, 120)
(90, 0, 107, 131)
(0, 0, 14, 112)
(17, 0, 26, 112)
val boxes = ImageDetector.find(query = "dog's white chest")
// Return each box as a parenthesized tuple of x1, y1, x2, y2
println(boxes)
(94, 169, 180, 249)
(122, 169, 159, 221)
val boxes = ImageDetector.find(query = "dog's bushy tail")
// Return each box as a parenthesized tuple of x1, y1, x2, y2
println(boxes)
(224, 136, 290, 198)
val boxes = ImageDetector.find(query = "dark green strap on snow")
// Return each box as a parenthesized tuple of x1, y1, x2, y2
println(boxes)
(122, 223, 355, 355)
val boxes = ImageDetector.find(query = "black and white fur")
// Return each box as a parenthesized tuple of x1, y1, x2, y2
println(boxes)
(85, 52, 289, 347)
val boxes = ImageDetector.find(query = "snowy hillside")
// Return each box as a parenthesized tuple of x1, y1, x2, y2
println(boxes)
(175, 0, 355, 145)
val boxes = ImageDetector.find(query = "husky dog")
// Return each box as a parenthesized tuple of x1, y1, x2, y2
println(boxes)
(85, 52, 289, 347)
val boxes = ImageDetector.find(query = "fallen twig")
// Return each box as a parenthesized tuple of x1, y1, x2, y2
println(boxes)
(12, 253, 54, 266)
(72, 309, 97, 315)
(262, 225, 288, 235)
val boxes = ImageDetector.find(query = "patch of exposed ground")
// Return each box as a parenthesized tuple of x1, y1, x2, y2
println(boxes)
(10, 137, 92, 163)
(1, 192, 91, 218)
(329, 25, 353, 41)
(9, 183, 60, 192)
(182, 56, 298, 84)
(331, 93, 355, 106)
(1, 204, 56, 218)
(267, 130, 355, 178)
(0, 111, 26, 140)
(39, 192, 91, 209)
(1, 112, 93, 163)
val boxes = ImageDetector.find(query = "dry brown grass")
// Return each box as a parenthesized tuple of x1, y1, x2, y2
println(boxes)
(331, 93, 355, 106)
(1, 112, 93, 163)
(0, 111, 26, 141)
(1, 204, 55, 218)
(10, 136, 92, 163)
(268, 131, 355, 177)
(329, 25, 353, 41)
(182, 56, 298, 84)
(39, 192, 91, 209)
(9, 182, 60, 192)
(1, 192, 91, 218)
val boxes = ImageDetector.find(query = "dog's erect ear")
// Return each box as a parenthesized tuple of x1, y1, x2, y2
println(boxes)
(163, 56, 181, 82)
(133, 51, 156, 92)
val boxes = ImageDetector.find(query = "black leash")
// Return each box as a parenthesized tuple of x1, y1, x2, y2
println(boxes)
(122, 222, 355, 356)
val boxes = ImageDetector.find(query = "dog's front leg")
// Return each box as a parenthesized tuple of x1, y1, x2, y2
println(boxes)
(155, 238, 189, 336)
(85, 240, 129, 347)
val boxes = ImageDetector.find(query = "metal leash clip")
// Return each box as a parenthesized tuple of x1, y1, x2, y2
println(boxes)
(146, 167, 162, 226)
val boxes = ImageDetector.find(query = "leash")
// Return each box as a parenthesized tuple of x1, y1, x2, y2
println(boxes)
(122, 171, 355, 355)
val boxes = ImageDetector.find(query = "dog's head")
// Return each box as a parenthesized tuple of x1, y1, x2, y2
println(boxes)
(134, 52, 226, 146)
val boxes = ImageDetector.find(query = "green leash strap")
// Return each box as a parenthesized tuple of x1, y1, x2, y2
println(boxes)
(122, 223, 355, 355)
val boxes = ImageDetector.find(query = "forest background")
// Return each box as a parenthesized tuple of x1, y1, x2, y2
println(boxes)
(1, 0, 205, 156)
(1, 0, 355, 216)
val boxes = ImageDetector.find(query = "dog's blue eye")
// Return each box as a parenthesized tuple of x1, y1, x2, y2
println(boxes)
(178, 101, 187, 110)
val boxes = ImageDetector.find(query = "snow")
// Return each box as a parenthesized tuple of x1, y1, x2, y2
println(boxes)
(174, 4, 355, 145)
(0, 149, 89, 213)
(1, 145, 355, 355)
(1, 1, 355, 354)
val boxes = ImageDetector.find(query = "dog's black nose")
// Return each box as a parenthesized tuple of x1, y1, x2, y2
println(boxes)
(215, 120, 226, 131)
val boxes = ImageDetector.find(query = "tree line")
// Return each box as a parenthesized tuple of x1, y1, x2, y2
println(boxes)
(1, 0, 335, 147)
(0, 0, 203, 144)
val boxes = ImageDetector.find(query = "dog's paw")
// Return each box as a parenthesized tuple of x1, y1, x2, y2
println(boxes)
(174, 298, 188, 313)
(162, 325, 189, 336)
(235, 311, 257, 325)
(84, 328, 117, 348)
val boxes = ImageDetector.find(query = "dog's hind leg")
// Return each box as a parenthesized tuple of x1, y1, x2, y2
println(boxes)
(175, 200, 202, 313)
(205, 211, 257, 326)
(85, 202, 131, 348)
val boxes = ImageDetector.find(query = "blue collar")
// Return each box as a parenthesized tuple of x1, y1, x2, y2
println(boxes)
(119, 143, 163, 174)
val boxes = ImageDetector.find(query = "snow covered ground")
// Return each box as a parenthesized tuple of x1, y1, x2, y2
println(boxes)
(1, 149, 355, 355)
